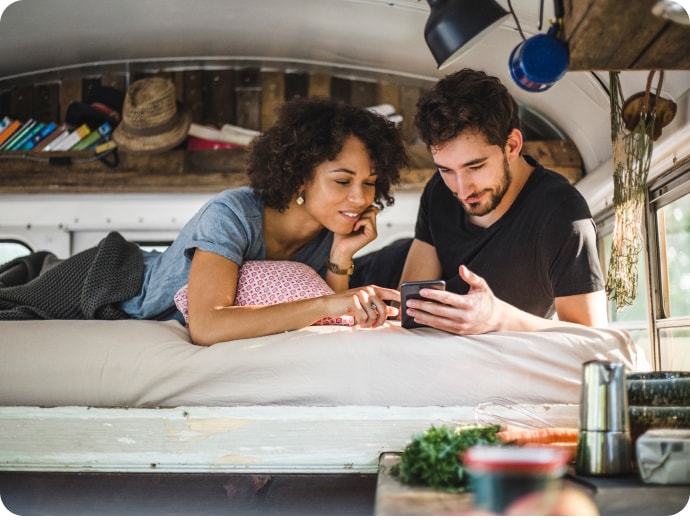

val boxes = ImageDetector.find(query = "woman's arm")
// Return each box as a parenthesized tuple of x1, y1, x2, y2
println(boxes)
(327, 205, 380, 293)
(186, 249, 400, 346)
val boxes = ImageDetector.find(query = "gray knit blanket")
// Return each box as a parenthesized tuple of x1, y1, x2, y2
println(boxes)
(0, 231, 143, 320)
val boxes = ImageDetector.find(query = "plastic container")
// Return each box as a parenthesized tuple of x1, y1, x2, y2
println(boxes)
(464, 445, 571, 514)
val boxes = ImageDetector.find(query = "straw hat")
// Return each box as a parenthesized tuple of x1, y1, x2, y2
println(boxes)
(112, 77, 191, 154)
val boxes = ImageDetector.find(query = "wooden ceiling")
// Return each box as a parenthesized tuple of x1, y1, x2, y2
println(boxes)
(563, 0, 690, 70)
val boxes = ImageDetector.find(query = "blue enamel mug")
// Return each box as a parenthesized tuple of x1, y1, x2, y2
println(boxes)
(509, 30, 569, 92)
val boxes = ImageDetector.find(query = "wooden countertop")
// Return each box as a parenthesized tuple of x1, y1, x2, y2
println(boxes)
(375, 453, 690, 516)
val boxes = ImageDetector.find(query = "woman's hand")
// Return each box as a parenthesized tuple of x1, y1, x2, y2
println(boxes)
(324, 285, 400, 328)
(331, 205, 379, 261)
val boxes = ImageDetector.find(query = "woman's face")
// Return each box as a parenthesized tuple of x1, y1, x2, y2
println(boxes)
(301, 135, 377, 235)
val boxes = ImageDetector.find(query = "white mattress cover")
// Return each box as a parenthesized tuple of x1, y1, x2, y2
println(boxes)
(0, 320, 650, 407)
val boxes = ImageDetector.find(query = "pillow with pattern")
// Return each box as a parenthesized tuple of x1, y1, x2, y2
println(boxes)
(173, 260, 355, 326)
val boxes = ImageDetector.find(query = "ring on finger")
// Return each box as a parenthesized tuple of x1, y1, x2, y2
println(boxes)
(370, 303, 377, 311)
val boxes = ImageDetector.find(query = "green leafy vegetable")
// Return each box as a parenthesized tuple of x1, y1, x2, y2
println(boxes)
(391, 424, 503, 492)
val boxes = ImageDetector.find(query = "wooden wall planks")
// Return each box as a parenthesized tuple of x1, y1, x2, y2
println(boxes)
(0, 67, 418, 140)
(0, 66, 582, 193)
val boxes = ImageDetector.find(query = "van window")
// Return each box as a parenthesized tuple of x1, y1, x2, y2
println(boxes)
(597, 216, 651, 361)
(0, 240, 32, 265)
(647, 158, 690, 370)
(657, 193, 690, 318)
(597, 158, 690, 371)
(137, 242, 171, 253)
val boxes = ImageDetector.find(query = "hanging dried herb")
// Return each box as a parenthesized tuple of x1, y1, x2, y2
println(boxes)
(605, 71, 657, 311)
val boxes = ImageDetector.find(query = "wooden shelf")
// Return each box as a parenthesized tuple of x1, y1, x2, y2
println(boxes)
(0, 149, 251, 194)
(564, 0, 690, 70)
(0, 141, 582, 195)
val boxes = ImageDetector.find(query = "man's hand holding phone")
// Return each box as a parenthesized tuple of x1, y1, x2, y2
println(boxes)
(400, 279, 446, 329)
(400, 266, 506, 335)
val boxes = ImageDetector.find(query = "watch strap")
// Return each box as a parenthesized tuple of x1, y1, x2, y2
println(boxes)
(325, 260, 355, 275)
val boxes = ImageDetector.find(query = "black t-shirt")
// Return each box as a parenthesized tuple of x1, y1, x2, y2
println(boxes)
(414, 156, 605, 318)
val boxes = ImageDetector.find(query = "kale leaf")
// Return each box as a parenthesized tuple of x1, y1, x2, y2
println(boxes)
(390, 424, 503, 492)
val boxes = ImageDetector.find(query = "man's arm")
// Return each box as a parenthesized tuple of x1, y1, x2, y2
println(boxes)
(554, 291, 609, 328)
(403, 265, 608, 334)
(398, 238, 443, 288)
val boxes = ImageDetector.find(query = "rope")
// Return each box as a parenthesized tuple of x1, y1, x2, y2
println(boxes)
(605, 71, 658, 311)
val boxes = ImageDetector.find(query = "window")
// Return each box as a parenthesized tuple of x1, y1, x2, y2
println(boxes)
(647, 157, 690, 370)
(597, 157, 690, 371)
(656, 193, 690, 318)
(597, 214, 651, 363)
(0, 240, 32, 265)
(136, 241, 171, 253)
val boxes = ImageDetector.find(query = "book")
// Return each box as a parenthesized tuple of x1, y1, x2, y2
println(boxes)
(0, 119, 35, 151)
(219, 124, 260, 146)
(9, 122, 45, 151)
(87, 122, 114, 151)
(187, 135, 243, 151)
(38, 125, 70, 152)
(49, 124, 90, 152)
(188, 123, 259, 147)
(68, 128, 97, 151)
(71, 122, 112, 151)
(94, 140, 116, 154)
(21, 121, 57, 151)
(0, 119, 21, 148)
(0, 116, 12, 132)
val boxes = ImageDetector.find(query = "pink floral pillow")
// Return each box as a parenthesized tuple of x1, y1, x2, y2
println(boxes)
(173, 260, 354, 327)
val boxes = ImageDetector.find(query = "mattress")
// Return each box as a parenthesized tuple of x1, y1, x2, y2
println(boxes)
(0, 319, 650, 407)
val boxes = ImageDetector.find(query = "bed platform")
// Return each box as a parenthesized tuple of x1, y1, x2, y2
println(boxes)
(0, 319, 649, 514)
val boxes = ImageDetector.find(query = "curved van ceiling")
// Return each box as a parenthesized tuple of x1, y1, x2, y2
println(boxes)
(1, 0, 689, 179)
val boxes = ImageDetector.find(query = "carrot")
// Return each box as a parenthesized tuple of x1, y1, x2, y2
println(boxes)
(496, 426, 579, 446)
(497, 426, 580, 463)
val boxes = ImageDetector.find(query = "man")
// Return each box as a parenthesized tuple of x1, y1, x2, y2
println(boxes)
(399, 68, 607, 334)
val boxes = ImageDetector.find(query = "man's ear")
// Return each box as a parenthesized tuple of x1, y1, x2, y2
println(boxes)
(504, 128, 523, 160)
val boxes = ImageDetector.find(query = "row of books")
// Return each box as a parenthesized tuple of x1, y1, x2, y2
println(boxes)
(0, 116, 113, 153)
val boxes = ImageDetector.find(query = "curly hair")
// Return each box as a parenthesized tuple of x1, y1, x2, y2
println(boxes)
(247, 97, 408, 211)
(414, 69, 520, 149)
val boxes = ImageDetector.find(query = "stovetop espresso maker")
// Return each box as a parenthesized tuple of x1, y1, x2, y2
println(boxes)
(575, 360, 632, 475)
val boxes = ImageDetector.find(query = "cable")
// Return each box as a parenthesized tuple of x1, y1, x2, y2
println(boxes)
(507, 0, 527, 41)
(590, 71, 611, 98)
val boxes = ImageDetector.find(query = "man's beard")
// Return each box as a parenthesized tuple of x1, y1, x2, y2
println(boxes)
(461, 157, 512, 217)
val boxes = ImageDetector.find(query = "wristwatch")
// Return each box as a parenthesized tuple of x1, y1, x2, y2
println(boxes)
(325, 260, 355, 275)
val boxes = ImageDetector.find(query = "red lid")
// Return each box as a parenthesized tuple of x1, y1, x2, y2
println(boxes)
(463, 445, 570, 474)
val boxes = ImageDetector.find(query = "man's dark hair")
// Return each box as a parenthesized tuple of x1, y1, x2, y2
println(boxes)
(248, 97, 408, 211)
(414, 68, 520, 149)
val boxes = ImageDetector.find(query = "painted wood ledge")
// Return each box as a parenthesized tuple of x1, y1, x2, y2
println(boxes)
(0, 404, 578, 474)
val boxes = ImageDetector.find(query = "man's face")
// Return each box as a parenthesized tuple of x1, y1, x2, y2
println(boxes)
(431, 131, 511, 218)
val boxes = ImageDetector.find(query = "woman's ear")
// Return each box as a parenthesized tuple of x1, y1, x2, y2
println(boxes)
(504, 128, 523, 160)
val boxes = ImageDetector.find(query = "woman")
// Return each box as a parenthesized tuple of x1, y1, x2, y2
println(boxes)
(121, 97, 408, 345)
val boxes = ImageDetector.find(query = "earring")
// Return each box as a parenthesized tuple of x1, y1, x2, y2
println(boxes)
(296, 193, 305, 206)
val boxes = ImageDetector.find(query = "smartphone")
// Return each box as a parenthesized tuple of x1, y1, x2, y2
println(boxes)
(400, 279, 446, 329)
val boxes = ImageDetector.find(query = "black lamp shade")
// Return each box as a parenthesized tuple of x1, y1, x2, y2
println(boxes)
(425, 0, 510, 69)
